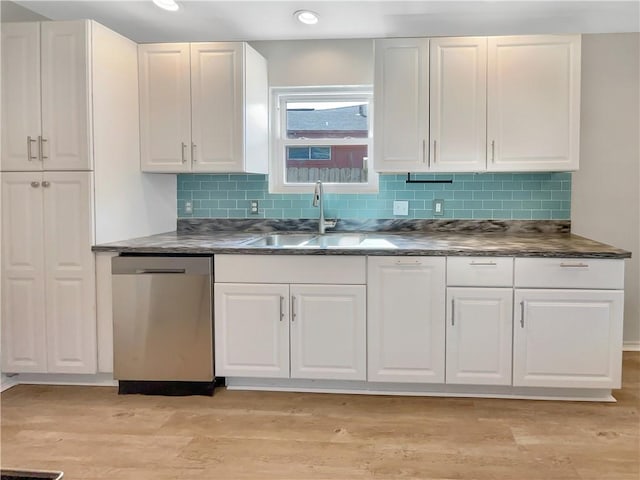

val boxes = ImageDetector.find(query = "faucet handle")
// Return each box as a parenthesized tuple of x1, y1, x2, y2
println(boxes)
(324, 219, 337, 229)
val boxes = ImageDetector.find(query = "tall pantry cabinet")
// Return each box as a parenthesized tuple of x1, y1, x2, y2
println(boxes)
(1, 21, 176, 375)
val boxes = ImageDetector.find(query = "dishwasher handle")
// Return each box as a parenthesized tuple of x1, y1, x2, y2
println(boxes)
(112, 256, 212, 276)
(135, 269, 186, 274)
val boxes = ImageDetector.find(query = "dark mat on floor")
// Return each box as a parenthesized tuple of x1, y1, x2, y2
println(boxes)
(1, 470, 63, 480)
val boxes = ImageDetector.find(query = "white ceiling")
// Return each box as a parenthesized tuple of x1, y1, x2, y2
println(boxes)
(11, 0, 640, 43)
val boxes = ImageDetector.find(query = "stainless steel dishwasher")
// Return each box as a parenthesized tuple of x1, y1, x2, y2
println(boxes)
(111, 256, 214, 395)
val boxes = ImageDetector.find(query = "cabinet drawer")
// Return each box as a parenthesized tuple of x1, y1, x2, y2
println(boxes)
(215, 255, 366, 284)
(515, 258, 624, 289)
(447, 257, 513, 287)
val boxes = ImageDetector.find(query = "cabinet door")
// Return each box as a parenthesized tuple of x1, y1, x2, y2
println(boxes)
(1, 23, 42, 172)
(446, 288, 513, 385)
(41, 21, 92, 171)
(1, 173, 47, 372)
(430, 37, 487, 172)
(513, 289, 624, 388)
(374, 38, 429, 172)
(290, 285, 366, 381)
(139, 43, 191, 172)
(214, 283, 289, 378)
(43, 172, 96, 373)
(191, 43, 243, 172)
(368, 257, 446, 383)
(487, 35, 581, 172)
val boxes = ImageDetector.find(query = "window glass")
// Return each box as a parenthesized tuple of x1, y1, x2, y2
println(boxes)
(270, 87, 377, 194)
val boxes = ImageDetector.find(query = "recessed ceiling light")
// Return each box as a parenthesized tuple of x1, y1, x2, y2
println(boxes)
(294, 10, 319, 25)
(153, 0, 180, 12)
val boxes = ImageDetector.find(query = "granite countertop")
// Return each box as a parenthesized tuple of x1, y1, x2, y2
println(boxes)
(92, 220, 631, 258)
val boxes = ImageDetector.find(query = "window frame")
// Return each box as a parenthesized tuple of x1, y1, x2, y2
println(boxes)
(269, 86, 378, 194)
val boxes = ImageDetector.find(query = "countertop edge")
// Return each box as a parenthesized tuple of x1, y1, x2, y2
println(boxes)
(92, 245, 632, 259)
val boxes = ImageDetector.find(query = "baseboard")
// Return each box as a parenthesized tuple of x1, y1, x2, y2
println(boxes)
(1, 373, 117, 388)
(1, 373, 19, 392)
(623, 341, 640, 351)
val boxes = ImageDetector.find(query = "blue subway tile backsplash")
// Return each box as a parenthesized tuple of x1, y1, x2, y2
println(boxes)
(177, 172, 571, 220)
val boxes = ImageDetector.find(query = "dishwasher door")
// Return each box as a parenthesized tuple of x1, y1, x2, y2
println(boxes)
(111, 256, 213, 382)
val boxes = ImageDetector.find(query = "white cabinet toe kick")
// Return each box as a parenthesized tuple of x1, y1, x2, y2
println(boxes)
(214, 255, 626, 402)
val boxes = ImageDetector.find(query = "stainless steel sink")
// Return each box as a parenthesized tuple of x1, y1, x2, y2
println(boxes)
(301, 233, 368, 248)
(243, 233, 317, 247)
(243, 232, 397, 249)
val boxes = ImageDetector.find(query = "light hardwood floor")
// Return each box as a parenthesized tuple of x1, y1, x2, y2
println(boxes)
(1, 352, 638, 480)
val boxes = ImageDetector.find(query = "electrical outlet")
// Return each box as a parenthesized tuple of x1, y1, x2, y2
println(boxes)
(250, 200, 259, 214)
(393, 200, 409, 216)
(433, 199, 444, 216)
(184, 201, 193, 214)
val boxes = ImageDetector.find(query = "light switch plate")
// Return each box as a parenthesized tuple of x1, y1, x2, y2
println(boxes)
(433, 199, 444, 216)
(393, 200, 409, 216)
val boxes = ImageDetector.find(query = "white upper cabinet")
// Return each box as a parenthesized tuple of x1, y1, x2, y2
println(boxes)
(139, 42, 268, 174)
(1, 23, 41, 172)
(191, 43, 241, 172)
(374, 34, 581, 173)
(429, 37, 487, 172)
(487, 35, 581, 172)
(374, 38, 429, 172)
(138, 43, 192, 173)
(1, 21, 92, 172)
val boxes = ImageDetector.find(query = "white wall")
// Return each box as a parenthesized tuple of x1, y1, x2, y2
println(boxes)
(0, 1, 49, 22)
(251, 39, 373, 87)
(572, 33, 640, 347)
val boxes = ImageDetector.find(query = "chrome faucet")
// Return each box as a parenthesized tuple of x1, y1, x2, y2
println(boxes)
(312, 180, 336, 234)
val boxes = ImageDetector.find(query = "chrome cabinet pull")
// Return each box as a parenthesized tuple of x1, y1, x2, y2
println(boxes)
(491, 140, 495, 162)
(191, 142, 197, 162)
(27, 136, 38, 161)
(41, 181, 50, 188)
(451, 298, 455, 326)
(560, 262, 589, 268)
(291, 295, 296, 321)
(433, 140, 437, 164)
(520, 301, 525, 328)
(279, 296, 284, 321)
(422, 139, 427, 164)
(469, 261, 497, 266)
(30, 181, 40, 188)
(39, 136, 48, 160)
(395, 259, 422, 266)
(181, 142, 187, 163)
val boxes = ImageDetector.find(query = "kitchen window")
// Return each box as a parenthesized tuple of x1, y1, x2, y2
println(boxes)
(269, 86, 377, 193)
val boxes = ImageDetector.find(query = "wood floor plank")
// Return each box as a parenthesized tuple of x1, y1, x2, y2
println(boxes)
(1, 352, 638, 480)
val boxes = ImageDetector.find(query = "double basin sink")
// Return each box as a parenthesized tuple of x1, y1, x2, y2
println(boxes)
(243, 233, 396, 249)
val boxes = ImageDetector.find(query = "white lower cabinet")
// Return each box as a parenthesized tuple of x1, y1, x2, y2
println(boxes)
(290, 285, 366, 381)
(367, 257, 446, 383)
(214, 283, 289, 378)
(513, 289, 624, 389)
(215, 254, 626, 400)
(446, 288, 513, 385)
(214, 256, 367, 381)
(1, 171, 96, 374)
(214, 282, 366, 380)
